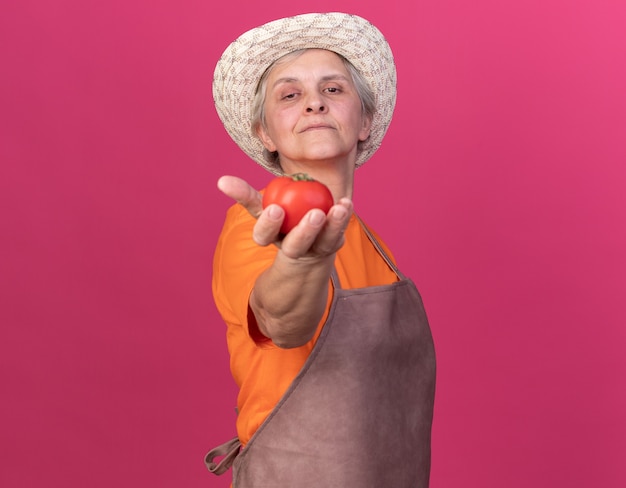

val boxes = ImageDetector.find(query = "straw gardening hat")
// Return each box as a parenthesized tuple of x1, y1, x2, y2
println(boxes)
(212, 12, 397, 175)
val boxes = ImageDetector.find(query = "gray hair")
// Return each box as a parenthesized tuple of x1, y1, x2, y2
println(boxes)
(251, 49, 377, 173)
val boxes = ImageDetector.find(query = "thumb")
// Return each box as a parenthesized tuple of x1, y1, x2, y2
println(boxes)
(217, 175, 264, 218)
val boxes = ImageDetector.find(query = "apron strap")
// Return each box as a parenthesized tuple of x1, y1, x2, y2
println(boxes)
(330, 215, 405, 289)
(204, 436, 241, 475)
(355, 214, 406, 281)
(330, 267, 342, 290)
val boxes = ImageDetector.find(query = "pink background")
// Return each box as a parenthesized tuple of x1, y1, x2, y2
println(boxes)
(1, 0, 625, 486)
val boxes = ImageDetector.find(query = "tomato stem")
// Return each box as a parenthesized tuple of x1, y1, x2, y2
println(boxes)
(289, 172, 314, 181)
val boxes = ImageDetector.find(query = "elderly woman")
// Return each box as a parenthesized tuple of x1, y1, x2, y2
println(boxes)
(206, 12, 436, 487)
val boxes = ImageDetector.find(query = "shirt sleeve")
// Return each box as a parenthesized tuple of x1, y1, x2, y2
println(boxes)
(212, 203, 278, 344)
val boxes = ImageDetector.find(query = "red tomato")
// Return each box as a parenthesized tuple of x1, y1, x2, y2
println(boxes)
(262, 173, 334, 234)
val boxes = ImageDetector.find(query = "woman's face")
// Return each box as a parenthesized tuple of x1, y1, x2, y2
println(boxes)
(256, 49, 372, 174)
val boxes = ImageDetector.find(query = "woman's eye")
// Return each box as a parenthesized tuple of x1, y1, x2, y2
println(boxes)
(325, 87, 340, 93)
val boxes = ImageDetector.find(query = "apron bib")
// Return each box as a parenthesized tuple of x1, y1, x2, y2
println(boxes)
(206, 222, 436, 487)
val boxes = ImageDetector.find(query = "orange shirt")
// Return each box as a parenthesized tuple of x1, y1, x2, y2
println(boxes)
(212, 203, 399, 446)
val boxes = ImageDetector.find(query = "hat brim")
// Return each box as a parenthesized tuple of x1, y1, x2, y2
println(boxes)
(213, 12, 397, 175)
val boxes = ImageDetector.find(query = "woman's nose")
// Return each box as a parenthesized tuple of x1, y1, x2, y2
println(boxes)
(305, 98, 327, 113)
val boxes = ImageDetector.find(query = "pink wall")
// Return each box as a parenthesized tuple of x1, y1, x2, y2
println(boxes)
(1, 1, 625, 487)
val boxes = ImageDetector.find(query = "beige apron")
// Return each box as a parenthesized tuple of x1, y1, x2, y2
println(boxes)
(206, 222, 436, 487)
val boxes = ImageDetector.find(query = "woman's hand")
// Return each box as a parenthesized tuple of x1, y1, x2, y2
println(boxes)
(217, 175, 352, 260)
(217, 174, 353, 347)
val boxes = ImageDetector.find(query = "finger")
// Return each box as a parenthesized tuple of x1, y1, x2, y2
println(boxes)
(253, 204, 285, 246)
(311, 199, 353, 254)
(280, 209, 327, 259)
(217, 175, 263, 218)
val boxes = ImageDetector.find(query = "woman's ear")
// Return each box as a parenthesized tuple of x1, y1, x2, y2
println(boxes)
(358, 115, 373, 142)
(255, 124, 277, 152)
